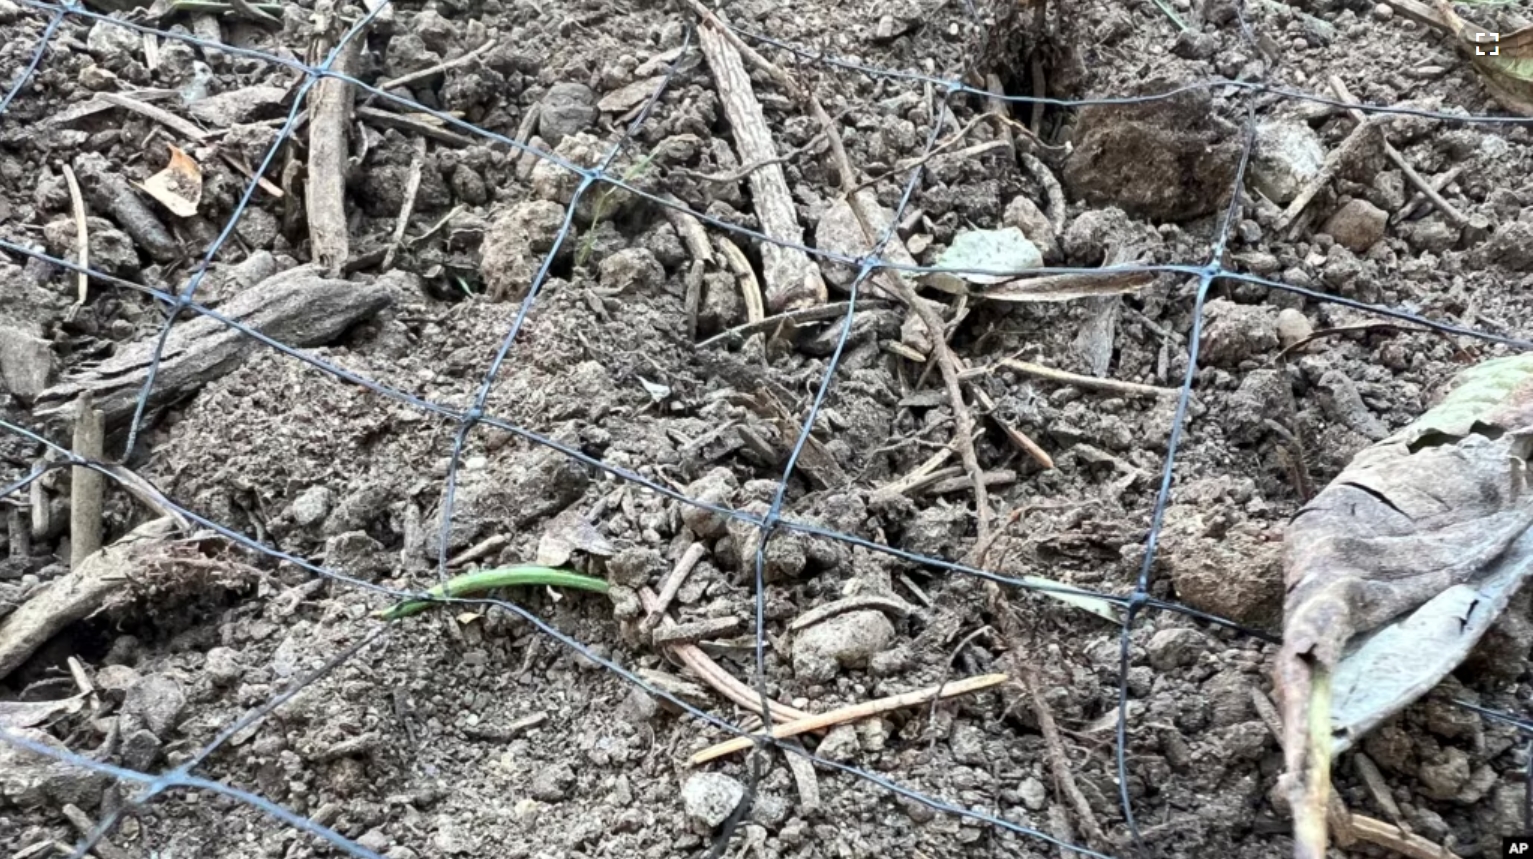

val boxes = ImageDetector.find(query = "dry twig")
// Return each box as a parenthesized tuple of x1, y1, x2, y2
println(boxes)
(382, 138, 426, 271)
(715, 235, 765, 325)
(60, 163, 88, 318)
(1327, 76, 1468, 228)
(373, 39, 495, 99)
(69, 394, 104, 569)
(97, 92, 209, 141)
(639, 587, 806, 723)
(690, 673, 1008, 764)
(641, 542, 708, 633)
(991, 357, 1178, 399)
(695, 17, 824, 311)
(971, 385, 1053, 469)
(307, 5, 367, 274)
(1275, 112, 1389, 236)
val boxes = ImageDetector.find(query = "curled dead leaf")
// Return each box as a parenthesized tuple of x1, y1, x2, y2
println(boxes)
(136, 143, 203, 217)
(1433, 0, 1533, 116)
(1276, 353, 1533, 858)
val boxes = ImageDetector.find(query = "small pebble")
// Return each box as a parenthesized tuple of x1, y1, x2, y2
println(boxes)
(1372, 2, 1392, 20)
(1275, 308, 1313, 348)
(682, 772, 745, 828)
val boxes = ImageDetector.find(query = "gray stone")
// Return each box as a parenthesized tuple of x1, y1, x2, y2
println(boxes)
(1485, 221, 1533, 271)
(188, 86, 288, 127)
(598, 248, 664, 292)
(813, 724, 860, 762)
(0, 325, 55, 401)
(1275, 308, 1313, 348)
(1417, 747, 1470, 801)
(480, 200, 568, 301)
(323, 531, 387, 581)
(1403, 219, 1457, 254)
(812, 190, 918, 290)
(1322, 199, 1388, 253)
(204, 646, 243, 686)
(681, 468, 739, 538)
(1003, 194, 1057, 259)
(606, 546, 662, 588)
(539, 83, 598, 144)
(1017, 776, 1048, 811)
(120, 727, 161, 771)
(681, 772, 745, 828)
(289, 485, 332, 528)
(123, 673, 185, 737)
(529, 762, 576, 801)
(1250, 120, 1324, 205)
(1198, 299, 1279, 367)
(1318, 369, 1388, 440)
(94, 664, 140, 702)
(949, 723, 986, 765)
(791, 610, 894, 681)
(1146, 627, 1205, 671)
(357, 829, 392, 853)
(86, 20, 139, 61)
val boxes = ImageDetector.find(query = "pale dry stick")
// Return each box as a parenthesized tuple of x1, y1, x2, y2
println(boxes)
(897, 572, 933, 609)
(690, 673, 1009, 764)
(639, 587, 808, 723)
(307, 11, 365, 276)
(217, 153, 284, 199)
(446, 533, 507, 568)
(715, 235, 765, 325)
(841, 101, 994, 551)
(382, 138, 426, 271)
(971, 385, 1053, 470)
(871, 445, 956, 498)
(29, 457, 49, 541)
(985, 73, 1016, 155)
(1018, 150, 1067, 230)
(924, 469, 1015, 495)
(406, 204, 463, 248)
(369, 39, 495, 102)
(96, 92, 209, 142)
(8, 505, 29, 558)
(689, 0, 990, 550)
(1276, 112, 1390, 236)
(1327, 76, 1469, 228)
(696, 19, 825, 312)
(60, 164, 88, 317)
(838, 147, 996, 549)
(1392, 164, 1463, 225)
(993, 357, 1179, 399)
(642, 541, 708, 633)
(69, 394, 104, 569)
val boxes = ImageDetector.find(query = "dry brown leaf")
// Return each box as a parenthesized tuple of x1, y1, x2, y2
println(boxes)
(1276, 353, 1533, 859)
(136, 144, 203, 217)
(1434, 0, 1533, 116)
